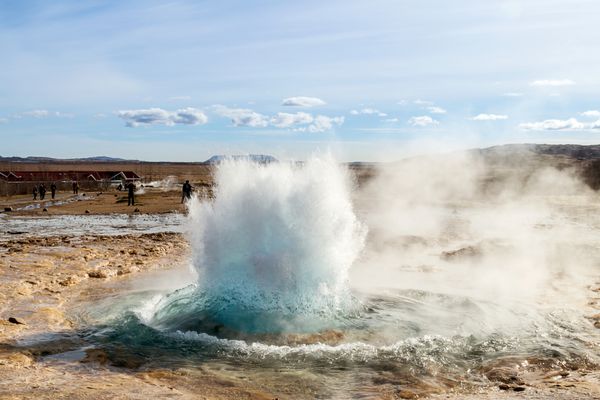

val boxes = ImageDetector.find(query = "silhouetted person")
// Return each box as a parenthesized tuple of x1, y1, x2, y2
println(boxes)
(39, 184, 46, 200)
(181, 180, 193, 203)
(32, 186, 38, 200)
(72, 181, 79, 194)
(127, 182, 135, 206)
(50, 183, 57, 199)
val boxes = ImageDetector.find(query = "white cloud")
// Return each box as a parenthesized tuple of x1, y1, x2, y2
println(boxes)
(55, 111, 75, 118)
(270, 112, 313, 128)
(0, 117, 7, 124)
(117, 107, 208, 127)
(14, 110, 74, 119)
(20, 109, 50, 118)
(212, 105, 342, 132)
(413, 99, 434, 106)
(408, 115, 439, 127)
(397, 100, 408, 106)
(427, 106, 447, 114)
(530, 79, 575, 87)
(384, 118, 399, 122)
(470, 113, 508, 121)
(212, 105, 269, 127)
(580, 110, 600, 118)
(171, 108, 208, 125)
(518, 118, 600, 131)
(350, 108, 387, 117)
(281, 96, 326, 107)
(306, 115, 344, 133)
(503, 92, 523, 97)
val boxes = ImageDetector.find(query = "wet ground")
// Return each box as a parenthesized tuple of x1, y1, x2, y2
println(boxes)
(2, 196, 600, 399)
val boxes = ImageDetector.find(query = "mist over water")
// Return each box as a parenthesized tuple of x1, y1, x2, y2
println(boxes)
(79, 151, 600, 396)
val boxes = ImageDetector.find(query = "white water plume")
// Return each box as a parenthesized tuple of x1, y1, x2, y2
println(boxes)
(178, 155, 366, 332)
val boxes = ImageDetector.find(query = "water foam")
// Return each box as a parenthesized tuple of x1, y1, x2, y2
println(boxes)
(151, 155, 366, 334)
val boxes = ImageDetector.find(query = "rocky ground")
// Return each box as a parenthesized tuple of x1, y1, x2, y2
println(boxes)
(3, 184, 600, 398)
(0, 231, 287, 399)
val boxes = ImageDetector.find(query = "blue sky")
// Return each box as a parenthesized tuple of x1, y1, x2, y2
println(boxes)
(1, 0, 600, 161)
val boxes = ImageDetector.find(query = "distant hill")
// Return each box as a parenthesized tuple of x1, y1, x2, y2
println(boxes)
(205, 154, 278, 164)
(474, 143, 600, 159)
(0, 155, 131, 163)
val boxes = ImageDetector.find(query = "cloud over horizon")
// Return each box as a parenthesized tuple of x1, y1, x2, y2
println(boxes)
(281, 96, 326, 107)
(581, 110, 600, 118)
(350, 108, 387, 117)
(212, 105, 343, 132)
(470, 113, 508, 121)
(408, 115, 439, 127)
(427, 106, 447, 114)
(519, 118, 600, 131)
(117, 107, 208, 127)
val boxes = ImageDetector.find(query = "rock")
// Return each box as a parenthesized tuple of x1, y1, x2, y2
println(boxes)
(59, 275, 81, 286)
(134, 208, 140, 213)
(4, 207, 13, 212)
(82, 348, 109, 365)
(513, 386, 526, 392)
(88, 270, 107, 278)
(110, 355, 144, 369)
(84, 209, 90, 214)
(88, 269, 116, 279)
(485, 367, 524, 385)
(498, 384, 510, 390)
(7, 317, 25, 325)
(43, 208, 48, 212)
(396, 389, 418, 399)
(2, 352, 33, 367)
(441, 245, 481, 261)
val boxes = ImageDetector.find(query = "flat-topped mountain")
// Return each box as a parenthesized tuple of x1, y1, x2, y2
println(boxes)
(204, 154, 278, 164)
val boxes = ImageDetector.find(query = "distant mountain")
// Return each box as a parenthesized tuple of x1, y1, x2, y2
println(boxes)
(475, 144, 600, 159)
(205, 154, 278, 164)
(0, 155, 132, 163)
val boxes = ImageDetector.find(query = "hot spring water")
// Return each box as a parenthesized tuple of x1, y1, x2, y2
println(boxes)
(75, 156, 600, 396)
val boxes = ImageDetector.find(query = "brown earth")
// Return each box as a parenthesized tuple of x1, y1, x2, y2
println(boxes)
(1, 188, 200, 216)
(0, 232, 284, 399)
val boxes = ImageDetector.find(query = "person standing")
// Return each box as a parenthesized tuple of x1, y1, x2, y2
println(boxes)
(181, 180, 193, 203)
(72, 181, 79, 194)
(39, 184, 46, 200)
(50, 182, 57, 199)
(127, 181, 135, 206)
(32, 186, 38, 200)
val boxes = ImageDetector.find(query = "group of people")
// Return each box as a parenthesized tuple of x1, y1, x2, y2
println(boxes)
(32, 183, 57, 200)
(30, 179, 196, 206)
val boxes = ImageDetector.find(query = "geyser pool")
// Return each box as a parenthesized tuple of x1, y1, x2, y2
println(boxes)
(148, 156, 366, 334)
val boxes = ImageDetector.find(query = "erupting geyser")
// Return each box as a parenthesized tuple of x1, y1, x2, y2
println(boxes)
(151, 155, 366, 334)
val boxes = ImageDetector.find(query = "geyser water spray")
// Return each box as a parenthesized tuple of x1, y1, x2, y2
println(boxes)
(151, 155, 366, 334)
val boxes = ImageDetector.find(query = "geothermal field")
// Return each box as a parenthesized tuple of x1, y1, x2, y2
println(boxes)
(1, 145, 600, 399)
